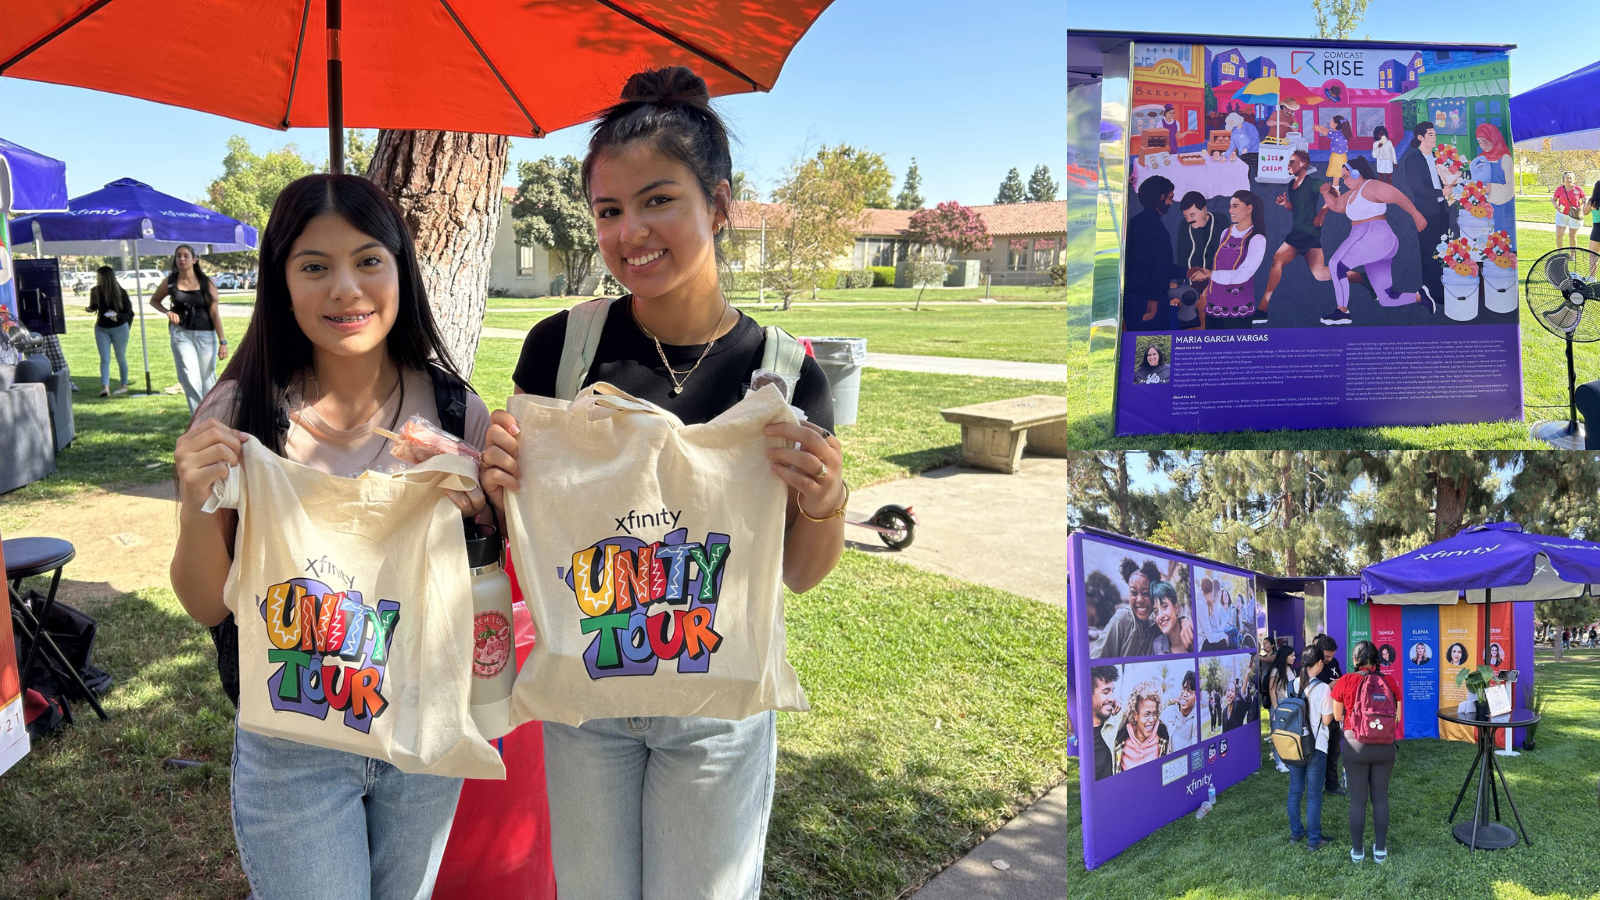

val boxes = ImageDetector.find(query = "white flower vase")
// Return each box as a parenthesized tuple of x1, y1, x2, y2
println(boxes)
(1483, 264, 1519, 313)
(1441, 269, 1480, 322)
(1457, 210, 1491, 242)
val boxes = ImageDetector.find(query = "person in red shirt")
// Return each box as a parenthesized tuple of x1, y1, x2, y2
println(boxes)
(1328, 640, 1401, 864)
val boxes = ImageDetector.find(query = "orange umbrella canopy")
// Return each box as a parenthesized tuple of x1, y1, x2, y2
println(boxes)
(1, 1, 834, 137)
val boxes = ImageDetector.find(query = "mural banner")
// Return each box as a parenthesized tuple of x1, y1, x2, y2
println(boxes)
(1489, 602, 1516, 749)
(1115, 41, 1520, 436)
(1401, 605, 1440, 738)
(1369, 603, 1405, 738)
(1069, 532, 1260, 870)
(1438, 599, 1479, 743)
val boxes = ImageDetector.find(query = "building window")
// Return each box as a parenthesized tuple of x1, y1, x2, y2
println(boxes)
(517, 245, 537, 276)
(1007, 239, 1030, 271)
(1222, 61, 1234, 76)
(1032, 238, 1058, 271)
(855, 237, 900, 268)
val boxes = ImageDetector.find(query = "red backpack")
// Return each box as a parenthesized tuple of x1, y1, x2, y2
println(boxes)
(1346, 671, 1397, 744)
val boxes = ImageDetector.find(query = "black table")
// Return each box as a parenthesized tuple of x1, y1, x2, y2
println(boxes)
(1437, 707, 1539, 850)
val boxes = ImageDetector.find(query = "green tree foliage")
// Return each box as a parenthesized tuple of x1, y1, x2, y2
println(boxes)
(1504, 452, 1600, 628)
(205, 135, 319, 254)
(343, 129, 376, 176)
(906, 201, 991, 309)
(816, 145, 893, 209)
(895, 158, 925, 210)
(1310, 0, 1371, 39)
(1064, 452, 1168, 538)
(995, 167, 1026, 204)
(511, 155, 597, 295)
(730, 170, 760, 202)
(1345, 452, 1508, 565)
(1026, 165, 1058, 203)
(765, 144, 872, 308)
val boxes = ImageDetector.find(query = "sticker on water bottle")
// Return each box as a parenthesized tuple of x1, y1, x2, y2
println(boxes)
(473, 611, 512, 678)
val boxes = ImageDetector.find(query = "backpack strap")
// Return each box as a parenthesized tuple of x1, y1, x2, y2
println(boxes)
(427, 363, 473, 440)
(759, 325, 805, 383)
(555, 297, 617, 401)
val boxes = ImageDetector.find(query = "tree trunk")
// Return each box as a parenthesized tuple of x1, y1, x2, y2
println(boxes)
(367, 130, 509, 380)
(1282, 460, 1298, 576)
(1115, 452, 1130, 536)
(1433, 473, 1468, 541)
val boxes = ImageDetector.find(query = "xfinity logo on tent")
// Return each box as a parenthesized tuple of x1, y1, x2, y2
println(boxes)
(68, 208, 125, 216)
(1414, 544, 1500, 562)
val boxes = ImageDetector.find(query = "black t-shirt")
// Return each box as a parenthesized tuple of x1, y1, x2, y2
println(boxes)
(512, 298, 836, 431)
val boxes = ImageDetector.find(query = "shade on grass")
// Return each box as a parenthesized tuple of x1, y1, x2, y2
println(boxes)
(0, 551, 1077, 900)
(1064, 648, 1600, 900)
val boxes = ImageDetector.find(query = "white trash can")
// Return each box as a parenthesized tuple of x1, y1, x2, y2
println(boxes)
(802, 337, 867, 427)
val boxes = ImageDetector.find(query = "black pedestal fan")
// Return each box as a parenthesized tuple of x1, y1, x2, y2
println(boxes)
(1526, 247, 1600, 448)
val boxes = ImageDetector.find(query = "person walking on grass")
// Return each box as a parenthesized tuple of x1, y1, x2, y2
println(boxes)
(1286, 646, 1333, 850)
(1330, 640, 1401, 863)
(1555, 172, 1585, 250)
(149, 243, 228, 413)
(1316, 634, 1348, 797)
(85, 266, 133, 396)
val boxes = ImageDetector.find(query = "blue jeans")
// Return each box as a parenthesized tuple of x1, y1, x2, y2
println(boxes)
(1287, 747, 1328, 842)
(169, 324, 217, 413)
(543, 711, 777, 900)
(231, 725, 464, 900)
(95, 323, 130, 387)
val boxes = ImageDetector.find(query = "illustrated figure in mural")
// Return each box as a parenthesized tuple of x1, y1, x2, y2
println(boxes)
(1554, 171, 1585, 250)
(1161, 103, 1180, 150)
(1226, 111, 1260, 179)
(1315, 115, 1355, 187)
(1203, 189, 1267, 326)
(1588, 182, 1600, 276)
(1091, 557, 1161, 658)
(1448, 109, 1462, 132)
(1114, 681, 1172, 773)
(1090, 666, 1121, 780)
(1371, 126, 1396, 185)
(1135, 342, 1170, 384)
(1151, 579, 1193, 653)
(1162, 670, 1199, 750)
(1263, 97, 1302, 143)
(1399, 121, 1453, 311)
(1316, 158, 1431, 325)
(1124, 175, 1176, 330)
(1172, 191, 1224, 328)
(1260, 151, 1335, 325)
(1469, 123, 1516, 244)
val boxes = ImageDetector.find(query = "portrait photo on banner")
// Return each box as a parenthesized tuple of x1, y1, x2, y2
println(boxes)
(1086, 658, 1201, 781)
(1083, 539, 1195, 659)
(1199, 651, 1259, 740)
(1194, 566, 1258, 653)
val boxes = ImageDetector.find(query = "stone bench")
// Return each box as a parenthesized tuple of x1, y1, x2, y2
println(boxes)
(939, 395, 1071, 474)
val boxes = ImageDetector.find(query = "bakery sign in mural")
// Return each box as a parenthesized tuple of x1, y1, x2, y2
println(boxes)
(1114, 40, 1520, 438)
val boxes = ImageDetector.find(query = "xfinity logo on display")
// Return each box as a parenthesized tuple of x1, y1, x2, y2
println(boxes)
(1414, 544, 1500, 562)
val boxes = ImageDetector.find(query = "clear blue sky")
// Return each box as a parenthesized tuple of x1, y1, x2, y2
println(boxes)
(1069, 2, 1592, 99)
(0, 0, 1063, 208)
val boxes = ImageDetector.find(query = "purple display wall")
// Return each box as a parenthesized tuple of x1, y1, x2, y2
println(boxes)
(1070, 531, 1262, 870)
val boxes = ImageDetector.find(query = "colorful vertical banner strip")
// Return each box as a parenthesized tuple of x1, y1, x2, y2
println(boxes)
(1347, 601, 1371, 666)
(1368, 603, 1405, 739)
(1489, 602, 1516, 749)
(1437, 599, 1479, 744)
(1401, 605, 1440, 739)
(0, 210, 15, 318)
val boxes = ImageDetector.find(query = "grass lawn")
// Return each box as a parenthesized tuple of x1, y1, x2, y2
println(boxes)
(1065, 647, 1600, 899)
(481, 303, 1068, 364)
(1514, 196, 1558, 225)
(0, 552, 1075, 900)
(1069, 226, 1600, 448)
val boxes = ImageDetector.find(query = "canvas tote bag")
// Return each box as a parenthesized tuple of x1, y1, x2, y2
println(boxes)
(205, 438, 505, 779)
(502, 382, 810, 727)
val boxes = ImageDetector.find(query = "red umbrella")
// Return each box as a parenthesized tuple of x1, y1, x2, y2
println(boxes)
(2, 0, 834, 168)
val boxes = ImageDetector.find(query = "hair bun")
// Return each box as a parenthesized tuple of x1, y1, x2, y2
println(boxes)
(620, 66, 711, 109)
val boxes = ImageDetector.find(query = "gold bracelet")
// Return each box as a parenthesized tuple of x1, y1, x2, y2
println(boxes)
(798, 480, 849, 522)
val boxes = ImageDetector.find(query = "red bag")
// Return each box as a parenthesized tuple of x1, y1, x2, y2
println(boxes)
(1347, 672, 1397, 745)
(431, 547, 557, 900)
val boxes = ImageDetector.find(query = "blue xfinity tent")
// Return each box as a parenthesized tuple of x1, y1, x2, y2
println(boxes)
(0, 137, 69, 215)
(1511, 59, 1600, 150)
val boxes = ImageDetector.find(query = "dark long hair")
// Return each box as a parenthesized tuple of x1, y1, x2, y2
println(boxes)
(582, 66, 734, 262)
(204, 174, 461, 455)
(1270, 645, 1292, 692)
(1372, 125, 1389, 144)
(167, 243, 214, 299)
(1230, 189, 1265, 244)
(1352, 639, 1381, 670)
(1296, 645, 1323, 694)
(1409, 120, 1434, 151)
(1589, 180, 1600, 212)
(1332, 115, 1353, 143)
(92, 265, 128, 314)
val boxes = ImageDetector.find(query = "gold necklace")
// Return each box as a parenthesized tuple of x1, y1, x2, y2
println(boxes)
(632, 297, 731, 396)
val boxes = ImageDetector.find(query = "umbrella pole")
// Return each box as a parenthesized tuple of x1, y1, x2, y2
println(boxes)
(1483, 586, 1491, 670)
(327, 0, 345, 175)
(133, 239, 152, 394)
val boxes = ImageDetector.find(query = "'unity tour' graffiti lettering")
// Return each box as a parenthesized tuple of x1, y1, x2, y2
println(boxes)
(256, 576, 400, 732)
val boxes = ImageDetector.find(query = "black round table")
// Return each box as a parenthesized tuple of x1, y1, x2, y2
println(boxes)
(1437, 708, 1540, 850)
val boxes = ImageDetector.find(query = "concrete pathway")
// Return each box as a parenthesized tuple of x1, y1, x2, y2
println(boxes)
(848, 455, 1076, 897)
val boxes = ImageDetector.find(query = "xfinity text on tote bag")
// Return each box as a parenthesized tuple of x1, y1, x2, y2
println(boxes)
(205, 438, 505, 779)
(502, 383, 810, 727)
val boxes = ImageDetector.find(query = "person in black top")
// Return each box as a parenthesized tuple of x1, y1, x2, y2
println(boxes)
(1398, 122, 1452, 311)
(149, 243, 228, 413)
(1315, 633, 1348, 795)
(1171, 192, 1224, 329)
(85, 265, 134, 396)
(1124, 175, 1176, 330)
(479, 66, 845, 899)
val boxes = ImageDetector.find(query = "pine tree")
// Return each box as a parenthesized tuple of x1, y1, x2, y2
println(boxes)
(1026, 165, 1059, 202)
(1504, 452, 1600, 629)
(895, 158, 925, 210)
(994, 167, 1026, 204)
(1346, 452, 1510, 564)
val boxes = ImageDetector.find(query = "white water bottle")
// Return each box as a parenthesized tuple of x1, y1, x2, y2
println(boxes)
(466, 523, 517, 739)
